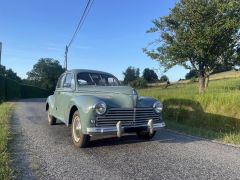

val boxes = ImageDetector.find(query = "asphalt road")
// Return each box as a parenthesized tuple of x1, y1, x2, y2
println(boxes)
(10, 99, 240, 180)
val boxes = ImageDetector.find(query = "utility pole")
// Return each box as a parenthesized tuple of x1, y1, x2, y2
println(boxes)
(64, 45, 68, 70)
(0, 42, 2, 65)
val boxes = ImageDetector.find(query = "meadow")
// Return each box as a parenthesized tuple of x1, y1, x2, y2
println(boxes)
(139, 72, 240, 144)
(0, 103, 13, 179)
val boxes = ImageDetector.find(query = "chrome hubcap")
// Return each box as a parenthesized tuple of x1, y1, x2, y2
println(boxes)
(73, 116, 81, 142)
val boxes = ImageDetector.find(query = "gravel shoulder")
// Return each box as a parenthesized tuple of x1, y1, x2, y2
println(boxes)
(10, 99, 240, 180)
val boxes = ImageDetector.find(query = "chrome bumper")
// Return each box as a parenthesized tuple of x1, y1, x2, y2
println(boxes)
(86, 120, 165, 137)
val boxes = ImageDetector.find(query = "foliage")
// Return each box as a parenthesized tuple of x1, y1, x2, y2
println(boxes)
(144, 0, 240, 93)
(0, 65, 21, 82)
(142, 68, 158, 83)
(0, 76, 50, 101)
(123, 66, 140, 84)
(0, 103, 13, 179)
(185, 69, 198, 79)
(129, 78, 147, 89)
(159, 75, 169, 82)
(27, 58, 64, 91)
(138, 77, 240, 144)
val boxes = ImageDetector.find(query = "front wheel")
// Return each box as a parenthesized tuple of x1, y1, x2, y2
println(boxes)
(136, 131, 156, 140)
(71, 111, 90, 148)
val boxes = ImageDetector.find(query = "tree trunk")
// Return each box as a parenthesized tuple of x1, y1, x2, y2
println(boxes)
(198, 75, 206, 93)
(205, 75, 210, 88)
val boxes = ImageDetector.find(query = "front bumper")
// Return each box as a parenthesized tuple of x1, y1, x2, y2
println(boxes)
(86, 120, 165, 137)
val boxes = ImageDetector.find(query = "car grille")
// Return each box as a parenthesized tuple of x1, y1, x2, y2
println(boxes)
(96, 108, 161, 127)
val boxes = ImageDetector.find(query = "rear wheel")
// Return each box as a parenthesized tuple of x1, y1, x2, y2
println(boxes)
(71, 111, 90, 148)
(48, 111, 56, 125)
(136, 131, 156, 140)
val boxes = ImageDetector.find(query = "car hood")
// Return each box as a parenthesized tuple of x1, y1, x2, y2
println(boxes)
(77, 85, 133, 95)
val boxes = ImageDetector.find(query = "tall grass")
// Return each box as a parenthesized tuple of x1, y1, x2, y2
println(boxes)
(0, 103, 13, 179)
(139, 78, 240, 144)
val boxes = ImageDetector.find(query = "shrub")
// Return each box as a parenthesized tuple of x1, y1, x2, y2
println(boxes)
(130, 78, 147, 89)
(0, 75, 50, 101)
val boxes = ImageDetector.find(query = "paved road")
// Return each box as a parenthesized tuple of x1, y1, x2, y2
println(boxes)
(10, 99, 240, 180)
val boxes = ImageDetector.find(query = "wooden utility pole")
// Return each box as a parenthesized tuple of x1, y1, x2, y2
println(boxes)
(0, 42, 2, 65)
(64, 45, 68, 70)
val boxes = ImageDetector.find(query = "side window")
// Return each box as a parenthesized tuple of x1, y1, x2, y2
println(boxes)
(107, 77, 118, 86)
(63, 73, 74, 89)
(56, 74, 65, 89)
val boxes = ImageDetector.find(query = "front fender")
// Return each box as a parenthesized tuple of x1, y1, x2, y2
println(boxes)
(137, 96, 160, 108)
(66, 95, 102, 133)
(46, 95, 55, 114)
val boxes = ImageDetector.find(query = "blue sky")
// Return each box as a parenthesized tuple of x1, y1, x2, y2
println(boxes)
(0, 0, 187, 81)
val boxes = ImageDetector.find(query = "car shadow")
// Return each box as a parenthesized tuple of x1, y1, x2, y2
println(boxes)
(87, 129, 194, 148)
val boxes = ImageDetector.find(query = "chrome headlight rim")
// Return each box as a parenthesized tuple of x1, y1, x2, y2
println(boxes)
(93, 101, 107, 115)
(153, 101, 163, 114)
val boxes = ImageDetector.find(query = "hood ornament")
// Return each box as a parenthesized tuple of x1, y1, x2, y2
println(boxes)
(131, 88, 138, 107)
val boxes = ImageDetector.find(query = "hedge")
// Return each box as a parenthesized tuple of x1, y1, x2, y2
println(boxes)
(0, 76, 51, 101)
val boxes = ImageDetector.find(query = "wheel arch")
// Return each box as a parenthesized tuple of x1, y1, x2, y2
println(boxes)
(68, 105, 78, 126)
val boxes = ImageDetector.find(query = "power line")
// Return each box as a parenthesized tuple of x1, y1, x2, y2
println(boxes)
(68, 0, 93, 48)
(65, 0, 94, 70)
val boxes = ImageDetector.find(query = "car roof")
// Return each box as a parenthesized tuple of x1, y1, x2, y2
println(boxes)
(65, 69, 115, 77)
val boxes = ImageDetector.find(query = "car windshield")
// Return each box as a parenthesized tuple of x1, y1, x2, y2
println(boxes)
(77, 72, 120, 86)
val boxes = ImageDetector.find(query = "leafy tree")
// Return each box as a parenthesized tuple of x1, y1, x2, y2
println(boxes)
(123, 66, 140, 84)
(27, 58, 64, 91)
(144, 0, 240, 93)
(142, 68, 158, 83)
(0, 65, 21, 82)
(5, 69, 21, 82)
(185, 69, 198, 80)
(159, 75, 169, 82)
(129, 78, 147, 89)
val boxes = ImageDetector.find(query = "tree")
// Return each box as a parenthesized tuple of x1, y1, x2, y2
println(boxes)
(129, 78, 147, 89)
(144, 0, 240, 93)
(27, 58, 64, 91)
(159, 75, 169, 82)
(185, 69, 198, 80)
(0, 65, 21, 82)
(123, 66, 140, 84)
(142, 68, 158, 83)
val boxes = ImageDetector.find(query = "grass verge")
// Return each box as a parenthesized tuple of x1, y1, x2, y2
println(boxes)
(0, 102, 14, 179)
(139, 78, 240, 145)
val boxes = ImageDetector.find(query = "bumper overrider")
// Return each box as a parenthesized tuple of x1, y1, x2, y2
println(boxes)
(87, 119, 165, 137)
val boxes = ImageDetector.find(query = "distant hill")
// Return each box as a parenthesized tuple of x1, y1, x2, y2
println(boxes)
(148, 70, 240, 87)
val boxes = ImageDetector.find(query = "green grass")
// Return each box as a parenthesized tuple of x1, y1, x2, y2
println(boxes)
(0, 103, 13, 179)
(139, 78, 240, 144)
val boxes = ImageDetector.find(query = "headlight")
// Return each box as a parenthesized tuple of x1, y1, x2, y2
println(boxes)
(153, 101, 163, 114)
(94, 102, 107, 115)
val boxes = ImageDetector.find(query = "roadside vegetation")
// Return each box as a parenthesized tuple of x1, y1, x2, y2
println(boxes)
(0, 102, 13, 179)
(139, 73, 240, 144)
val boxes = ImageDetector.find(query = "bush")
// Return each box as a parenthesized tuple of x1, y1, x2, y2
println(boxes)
(129, 78, 147, 89)
(0, 75, 50, 101)
(5, 78, 21, 100)
(190, 77, 197, 83)
(0, 76, 5, 102)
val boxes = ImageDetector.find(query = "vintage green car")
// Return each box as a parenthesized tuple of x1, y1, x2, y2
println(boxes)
(46, 69, 165, 147)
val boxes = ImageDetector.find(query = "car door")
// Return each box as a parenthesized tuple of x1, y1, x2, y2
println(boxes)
(54, 73, 66, 121)
(57, 73, 75, 124)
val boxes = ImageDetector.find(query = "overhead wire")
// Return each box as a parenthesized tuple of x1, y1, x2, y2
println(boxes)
(67, 0, 94, 48)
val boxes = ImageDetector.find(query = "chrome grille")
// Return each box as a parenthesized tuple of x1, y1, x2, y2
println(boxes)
(96, 108, 160, 127)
